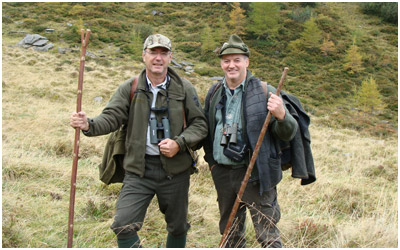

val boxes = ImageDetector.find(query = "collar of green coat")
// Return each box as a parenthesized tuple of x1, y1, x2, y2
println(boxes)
(137, 67, 185, 100)
(244, 69, 255, 87)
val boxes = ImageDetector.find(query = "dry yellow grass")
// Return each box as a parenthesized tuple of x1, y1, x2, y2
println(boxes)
(2, 42, 398, 247)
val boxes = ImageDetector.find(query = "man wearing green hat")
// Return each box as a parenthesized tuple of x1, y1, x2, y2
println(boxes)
(70, 34, 207, 248)
(203, 34, 298, 247)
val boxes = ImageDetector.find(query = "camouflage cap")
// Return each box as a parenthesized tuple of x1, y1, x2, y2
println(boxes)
(143, 34, 172, 51)
(218, 34, 250, 57)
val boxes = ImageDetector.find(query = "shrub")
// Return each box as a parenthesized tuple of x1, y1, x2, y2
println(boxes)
(133, 23, 154, 41)
(360, 2, 398, 24)
(94, 58, 112, 67)
(316, 13, 335, 33)
(2, 15, 13, 24)
(62, 24, 81, 44)
(195, 67, 221, 77)
(176, 41, 201, 54)
(93, 18, 124, 33)
(32, 26, 47, 33)
(19, 18, 42, 28)
(300, 2, 317, 8)
(82, 199, 113, 220)
(289, 6, 312, 23)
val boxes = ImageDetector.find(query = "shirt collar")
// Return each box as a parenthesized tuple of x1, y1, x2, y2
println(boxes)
(146, 74, 169, 90)
(223, 78, 246, 93)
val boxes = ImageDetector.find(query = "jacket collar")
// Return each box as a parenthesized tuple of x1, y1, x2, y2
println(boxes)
(137, 67, 185, 100)
(244, 69, 255, 88)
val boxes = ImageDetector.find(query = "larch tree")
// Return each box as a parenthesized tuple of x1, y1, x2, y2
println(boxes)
(228, 2, 247, 35)
(355, 77, 385, 114)
(248, 2, 280, 39)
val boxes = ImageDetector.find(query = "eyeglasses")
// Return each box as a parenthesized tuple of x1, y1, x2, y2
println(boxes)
(145, 50, 171, 58)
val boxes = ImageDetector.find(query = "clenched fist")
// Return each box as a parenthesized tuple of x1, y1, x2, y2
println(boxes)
(158, 138, 179, 158)
(70, 111, 89, 131)
(267, 92, 285, 121)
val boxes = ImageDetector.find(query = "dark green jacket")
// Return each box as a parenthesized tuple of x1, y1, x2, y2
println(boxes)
(85, 67, 208, 177)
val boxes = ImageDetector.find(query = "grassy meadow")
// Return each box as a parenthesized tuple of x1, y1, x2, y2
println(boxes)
(2, 38, 398, 248)
(2, 2, 398, 248)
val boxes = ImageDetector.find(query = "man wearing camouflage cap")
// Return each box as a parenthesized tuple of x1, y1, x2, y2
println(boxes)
(203, 34, 298, 247)
(70, 34, 207, 248)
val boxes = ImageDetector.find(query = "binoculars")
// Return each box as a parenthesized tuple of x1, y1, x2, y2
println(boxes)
(150, 116, 170, 144)
(220, 123, 238, 146)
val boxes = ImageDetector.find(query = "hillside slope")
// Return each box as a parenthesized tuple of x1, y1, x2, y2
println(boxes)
(2, 2, 398, 137)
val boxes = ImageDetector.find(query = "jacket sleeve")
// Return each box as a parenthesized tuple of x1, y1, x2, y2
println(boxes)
(266, 85, 298, 142)
(174, 80, 208, 151)
(84, 79, 132, 137)
(202, 84, 218, 167)
(270, 107, 298, 141)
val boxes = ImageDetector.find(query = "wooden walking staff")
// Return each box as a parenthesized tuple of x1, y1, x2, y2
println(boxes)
(219, 67, 289, 248)
(67, 29, 91, 248)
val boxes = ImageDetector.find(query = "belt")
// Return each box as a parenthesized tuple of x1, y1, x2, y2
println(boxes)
(219, 164, 247, 170)
(145, 154, 160, 159)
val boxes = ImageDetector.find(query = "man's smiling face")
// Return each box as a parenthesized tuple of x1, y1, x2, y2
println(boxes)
(220, 54, 249, 85)
(142, 47, 172, 77)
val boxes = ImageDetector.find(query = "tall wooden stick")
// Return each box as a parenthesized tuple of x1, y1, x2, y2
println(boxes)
(219, 67, 289, 248)
(67, 29, 91, 248)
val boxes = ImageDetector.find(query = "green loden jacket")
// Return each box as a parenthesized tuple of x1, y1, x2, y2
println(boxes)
(84, 67, 208, 177)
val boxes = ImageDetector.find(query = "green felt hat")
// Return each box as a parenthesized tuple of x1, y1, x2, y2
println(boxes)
(218, 34, 250, 57)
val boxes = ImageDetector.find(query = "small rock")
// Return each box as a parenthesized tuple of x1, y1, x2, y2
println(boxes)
(210, 76, 224, 81)
(34, 43, 54, 51)
(342, 153, 352, 157)
(50, 192, 62, 200)
(181, 60, 194, 66)
(93, 96, 103, 103)
(23, 34, 47, 45)
(152, 10, 164, 16)
(58, 47, 67, 54)
(32, 39, 49, 47)
(86, 51, 97, 58)
(8, 30, 27, 35)
(172, 59, 183, 69)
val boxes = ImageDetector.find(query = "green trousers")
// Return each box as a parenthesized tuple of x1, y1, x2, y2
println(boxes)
(111, 155, 191, 245)
(211, 164, 282, 248)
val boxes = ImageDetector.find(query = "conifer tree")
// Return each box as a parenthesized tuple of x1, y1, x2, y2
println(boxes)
(215, 17, 229, 44)
(288, 16, 323, 53)
(355, 77, 384, 114)
(248, 2, 280, 39)
(301, 17, 323, 51)
(228, 2, 246, 35)
(131, 32, 143, 58)
(320, 34, 336, 56)
(343, 37, 364, 74)
(201, 24, 217, 54)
